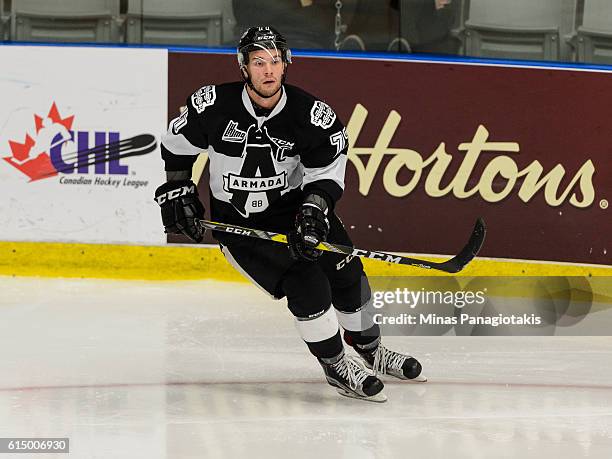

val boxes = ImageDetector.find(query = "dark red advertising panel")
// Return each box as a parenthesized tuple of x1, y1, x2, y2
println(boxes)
(168, 52, 611, 265)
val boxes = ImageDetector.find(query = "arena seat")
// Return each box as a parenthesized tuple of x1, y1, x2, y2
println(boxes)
(569, 0, 612, 64)
(126, 0, 236, 46)
(464, 0, 562, 61)
(11, 0, 121, 43)
(449, 0, 470, 54)
(1, 0, 7, 41)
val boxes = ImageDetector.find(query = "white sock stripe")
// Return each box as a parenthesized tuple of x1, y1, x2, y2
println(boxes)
(294, 306, 339, 343)
(335, 298, 375, 332)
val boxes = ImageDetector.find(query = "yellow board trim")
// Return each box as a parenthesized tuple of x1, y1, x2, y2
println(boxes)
(0, 241, 236, 281)
(1, 241, 611, 281)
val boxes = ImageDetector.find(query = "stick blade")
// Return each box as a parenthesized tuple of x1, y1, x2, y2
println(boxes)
(441, 217, 487, 273)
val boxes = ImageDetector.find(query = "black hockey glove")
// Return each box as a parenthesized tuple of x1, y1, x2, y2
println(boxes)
(288, 193, 330, 262)
(154, 180, 205, 243)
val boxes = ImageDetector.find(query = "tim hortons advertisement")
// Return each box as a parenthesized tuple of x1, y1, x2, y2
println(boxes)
(168, 52, 611, 265)
(0, 46, 167, 244)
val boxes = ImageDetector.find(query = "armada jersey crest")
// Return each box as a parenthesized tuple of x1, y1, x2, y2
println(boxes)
(223, 171, 287, 192)
(224, 124, 293, 217)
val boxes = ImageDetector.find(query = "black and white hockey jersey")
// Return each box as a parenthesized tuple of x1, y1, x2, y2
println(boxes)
(161, 82, 349, 234)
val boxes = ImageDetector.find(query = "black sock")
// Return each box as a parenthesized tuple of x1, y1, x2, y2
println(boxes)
(344, 324, 380, 349)
(305, 330, 343, 359)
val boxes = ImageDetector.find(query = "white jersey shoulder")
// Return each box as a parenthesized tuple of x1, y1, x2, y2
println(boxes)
(310, 100, 336, 129)
(191, 85, 217, 114)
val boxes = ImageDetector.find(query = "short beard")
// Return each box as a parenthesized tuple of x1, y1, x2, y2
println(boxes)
(253, 81, 282, 98)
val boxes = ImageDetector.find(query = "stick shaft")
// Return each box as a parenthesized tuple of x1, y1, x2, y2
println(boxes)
(198, 218, 486, 274)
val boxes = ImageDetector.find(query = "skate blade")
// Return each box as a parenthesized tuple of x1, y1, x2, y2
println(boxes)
(336, 388, 387, 403)
(391, 373, 428, 382)
(363, 363, 428, 382)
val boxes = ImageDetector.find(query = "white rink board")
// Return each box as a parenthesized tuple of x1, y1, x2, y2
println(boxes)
(0, 45, 167, 244)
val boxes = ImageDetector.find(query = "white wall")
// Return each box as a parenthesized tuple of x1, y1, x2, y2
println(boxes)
(0, 45, 167, 245)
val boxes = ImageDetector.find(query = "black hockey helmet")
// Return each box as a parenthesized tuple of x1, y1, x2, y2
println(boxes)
(237, 26, 292, 68)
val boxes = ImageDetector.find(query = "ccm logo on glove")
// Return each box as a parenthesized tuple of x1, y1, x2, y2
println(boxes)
(154, 184, 196, 205)
(154, 180, 205, 243)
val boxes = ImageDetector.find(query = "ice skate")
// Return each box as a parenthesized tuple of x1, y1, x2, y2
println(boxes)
(319, 351, 387, 403)
(350, 335, 427, 382)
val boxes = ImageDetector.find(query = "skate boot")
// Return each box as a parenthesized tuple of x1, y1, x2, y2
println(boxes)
(348, 334, 427, 382)
(319, 351, 387, 403)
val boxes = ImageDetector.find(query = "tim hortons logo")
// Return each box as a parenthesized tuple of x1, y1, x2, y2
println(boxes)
(346, 104, 595, 208)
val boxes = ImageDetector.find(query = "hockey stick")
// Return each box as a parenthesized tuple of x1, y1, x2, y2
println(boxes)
(198, 217, 486, 274)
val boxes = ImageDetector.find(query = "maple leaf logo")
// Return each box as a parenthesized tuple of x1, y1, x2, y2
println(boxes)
(3, 102, 75, 181)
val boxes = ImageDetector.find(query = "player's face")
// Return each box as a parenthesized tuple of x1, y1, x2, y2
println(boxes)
(246, 49, 285, 97)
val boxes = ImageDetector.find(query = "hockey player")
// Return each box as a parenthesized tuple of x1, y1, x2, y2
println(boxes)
(155, 26, 425, 402)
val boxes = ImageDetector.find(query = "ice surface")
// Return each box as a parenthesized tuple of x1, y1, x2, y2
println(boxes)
(0, 277, 611, 458)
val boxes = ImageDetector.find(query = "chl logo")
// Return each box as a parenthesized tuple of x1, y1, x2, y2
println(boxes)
(2, 102, 128, 182)
(223, 124, 290, 217)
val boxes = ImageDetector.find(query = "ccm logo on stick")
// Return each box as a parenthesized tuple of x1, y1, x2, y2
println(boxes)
(226, 227, 252, 236)
(155, 185, 195, 205)
(352, 249, 402, 264)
